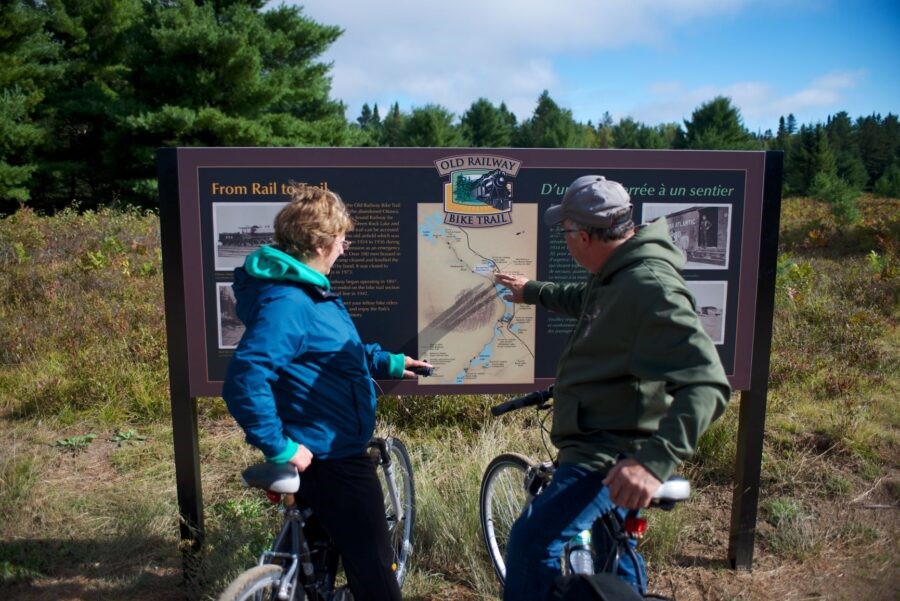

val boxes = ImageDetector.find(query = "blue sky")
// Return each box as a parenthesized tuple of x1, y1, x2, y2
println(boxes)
(277, 0, 899, 133)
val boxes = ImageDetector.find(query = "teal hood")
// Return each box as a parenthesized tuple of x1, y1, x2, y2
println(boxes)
(243, 246, 330, 290)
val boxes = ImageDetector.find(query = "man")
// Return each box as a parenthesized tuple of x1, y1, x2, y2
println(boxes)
(494, 175, 730, 600)
(699, 213, 712, 247)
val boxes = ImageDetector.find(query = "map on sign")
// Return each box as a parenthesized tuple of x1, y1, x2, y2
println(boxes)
(416, 204, 538, 384)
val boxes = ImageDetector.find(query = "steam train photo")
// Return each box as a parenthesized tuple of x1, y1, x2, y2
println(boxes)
(218, 225, 274, 247)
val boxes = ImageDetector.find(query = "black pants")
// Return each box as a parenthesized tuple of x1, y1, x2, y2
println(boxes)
(298, 453, 402, 601)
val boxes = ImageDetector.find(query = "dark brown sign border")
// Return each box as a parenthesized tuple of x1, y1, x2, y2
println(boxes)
(171, 148, 765, 396)
(158, 148, 782, 577)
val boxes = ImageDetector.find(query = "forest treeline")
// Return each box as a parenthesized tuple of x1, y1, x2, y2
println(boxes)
(2, 0, 899, 215)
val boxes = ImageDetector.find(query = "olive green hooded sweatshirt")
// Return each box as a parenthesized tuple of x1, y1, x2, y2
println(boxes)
(522, 218, 731, 481)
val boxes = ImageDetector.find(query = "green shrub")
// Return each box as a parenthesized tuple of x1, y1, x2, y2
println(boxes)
(0, 207, 167, 424)
(873, 163, 900, 198)
(809, 171, 860, 225)
(640, 505, 685, 565)
(775, 252, 816, 306)
(688, 401, 738, 484)
(761, 496, 822, 559)
(0, 453, 39, 527)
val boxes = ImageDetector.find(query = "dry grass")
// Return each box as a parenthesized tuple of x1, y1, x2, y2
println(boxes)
(1, 197, 898, 599)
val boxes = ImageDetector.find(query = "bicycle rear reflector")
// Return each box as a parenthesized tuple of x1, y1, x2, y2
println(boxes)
(624, 517, 648, 537)
(266, 490, 281, 504)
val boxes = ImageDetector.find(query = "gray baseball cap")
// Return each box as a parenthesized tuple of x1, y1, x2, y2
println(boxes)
(544, 175, 633, 228)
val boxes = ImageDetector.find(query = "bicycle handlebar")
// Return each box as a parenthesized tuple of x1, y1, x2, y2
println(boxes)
(490, 386, 553, 416)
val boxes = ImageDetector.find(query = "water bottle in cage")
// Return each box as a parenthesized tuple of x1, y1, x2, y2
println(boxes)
(565, 529, 594, 575)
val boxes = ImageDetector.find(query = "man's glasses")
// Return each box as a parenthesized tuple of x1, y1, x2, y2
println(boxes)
(340, 239, 352, 251)
(559, 228, 583, 236)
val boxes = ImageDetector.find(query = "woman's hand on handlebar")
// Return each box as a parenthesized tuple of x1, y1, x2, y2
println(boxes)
(288, 444, 314, 472)
(403, 356, 435, 379)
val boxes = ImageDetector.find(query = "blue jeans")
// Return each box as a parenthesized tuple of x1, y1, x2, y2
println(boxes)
(502, 463, 647, 601)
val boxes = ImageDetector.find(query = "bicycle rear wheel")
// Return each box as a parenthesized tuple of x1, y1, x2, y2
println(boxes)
(479, 453, 536, 586)
(375, 437, 415, 587)
(217, 564, 294, 601)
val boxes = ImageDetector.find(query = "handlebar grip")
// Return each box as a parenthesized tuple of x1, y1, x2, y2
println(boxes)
(490, 388, 552, 416)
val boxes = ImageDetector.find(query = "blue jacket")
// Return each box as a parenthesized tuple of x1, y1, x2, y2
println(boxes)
(222, 246, 405, 462)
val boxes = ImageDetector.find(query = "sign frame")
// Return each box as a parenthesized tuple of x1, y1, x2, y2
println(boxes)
(158, 147, 782, 575)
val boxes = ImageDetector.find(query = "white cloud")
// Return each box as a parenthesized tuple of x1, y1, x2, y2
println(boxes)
(276, 0, 752, 120)
(266, 2, 873, 131)
(626, 70, 866, 132)
(772, 69, 867, 114)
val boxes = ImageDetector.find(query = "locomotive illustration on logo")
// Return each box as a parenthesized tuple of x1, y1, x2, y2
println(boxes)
(435, 154, 521, 227)
(462, 168, 512, 210)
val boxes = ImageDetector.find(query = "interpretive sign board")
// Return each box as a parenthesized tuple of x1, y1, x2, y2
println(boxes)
(160, 148, 770, 397)
(158, 147, 782, 572)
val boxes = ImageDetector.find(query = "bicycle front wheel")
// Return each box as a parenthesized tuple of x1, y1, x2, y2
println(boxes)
(376, 437, 415, 587)
(217, 564, 295, 601)
(479, 453, 536, 586)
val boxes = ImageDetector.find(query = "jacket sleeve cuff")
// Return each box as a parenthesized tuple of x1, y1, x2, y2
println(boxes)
(387, 353, 406, 379)
(522, 280, 545, 304)
(633, 441, 679, 483)
(266, 439, 299, 464)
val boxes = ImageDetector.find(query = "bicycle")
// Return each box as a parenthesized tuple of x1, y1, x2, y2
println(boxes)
(479, 387, 690, 596)
(218, 436, 415, 601)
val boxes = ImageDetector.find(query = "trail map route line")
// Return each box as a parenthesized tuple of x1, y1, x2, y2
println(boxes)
(417, 204, 537, 385)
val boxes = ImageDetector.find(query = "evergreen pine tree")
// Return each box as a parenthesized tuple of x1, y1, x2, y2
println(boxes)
(612, 118, 640, 148)
(786, 113, 798, 134)
(772, 116, 793, 156)
(30, 0, 146, 210)
(29, 0, 349, 209)
(358, 104, 375, 128)
(461, 98, 513, 147)
(353, 102, 382, 146)
(813, 124, 837, 176)
(784, 125, 816, 195)
(825, 111, 867, 188)
(856, 114, 889, 188)
(593, 111, 614, 148)
(0, 1, 61, 211)
(514, 90, 580, 148)
(381, 102, 405, 147)
(498, 102, 518, 132)
(873, 162, 900, 197)
(682, 96, 758, 150)
(400, 104, 463, 147)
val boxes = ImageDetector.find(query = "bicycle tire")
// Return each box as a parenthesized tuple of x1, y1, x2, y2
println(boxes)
(217, 564, 297, 601)
(376, 437, 416, 587)
(479, 452, 536, 586)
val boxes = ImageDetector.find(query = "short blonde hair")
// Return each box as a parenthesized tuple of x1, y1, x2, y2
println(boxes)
(274, 185, 354, 260)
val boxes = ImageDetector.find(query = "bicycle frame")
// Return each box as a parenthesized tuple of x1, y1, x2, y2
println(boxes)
(481, 389, 690, 593)
(369, 438, 406, 524)
(524, 461, 554, 499)
(592, 509, 646, 584)
(248, 440, 410, 601)
(520, 460, 645, 581)
(254, 496, 317, 600)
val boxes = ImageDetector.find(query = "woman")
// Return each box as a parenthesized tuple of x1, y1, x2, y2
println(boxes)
(223, 185, 430, 601)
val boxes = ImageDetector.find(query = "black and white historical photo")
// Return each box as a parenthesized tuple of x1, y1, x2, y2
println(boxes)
(217, 283, 245, 349)
(685, 280, 727, 344)
(642, 204, 732, 269)
(213, 202, 286, 271)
